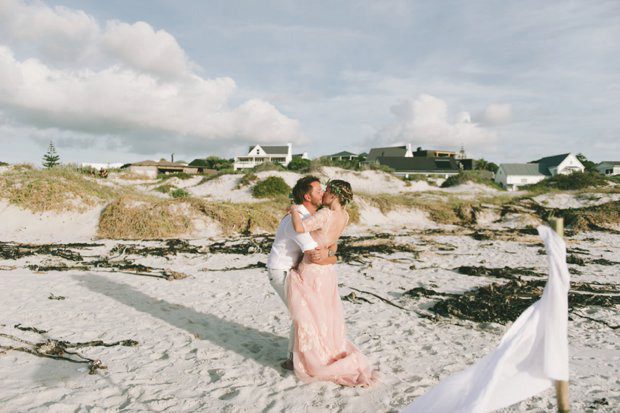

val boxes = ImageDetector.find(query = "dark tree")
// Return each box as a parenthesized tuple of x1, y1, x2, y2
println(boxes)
(42, 142, 60, 168)
(576, 153, 597, 173)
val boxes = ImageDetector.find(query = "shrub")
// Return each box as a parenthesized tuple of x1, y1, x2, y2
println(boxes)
(196, 168, 240, 185)
(236, 173, 259, 188)
(0, 161, 8, 166)
(155, 184, 175, 194)
(252, 176, 291, 198)
(251, 161, 286, 172)
(287, 157, 312, 172)
(441, 171, 502, 189)
(158, 172, 194, 180)
(525, 171, 608, 191)
(170, 188, 190, 198)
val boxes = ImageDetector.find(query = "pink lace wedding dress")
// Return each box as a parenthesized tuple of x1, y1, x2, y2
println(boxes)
(286, 208, 376, 386)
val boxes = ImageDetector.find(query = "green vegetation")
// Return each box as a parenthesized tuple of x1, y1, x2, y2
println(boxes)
(170, 188, 190, 198)
(157, 172, 194, 180)
(42, 142, 60, 168)
(524, 172, 609, 191)
(287, 157, 312, 172)
(474, 158, 499, 173)
(0, 161, 8, 166)
(236, 173, 259, 188)
(252, 176, 291, 198)
(250, 161, 286, 172)
(441, 171, 502, 189)
(576, 153, 598, 173)
(155, 184, 175, 194)
(189, 156, 233, 170)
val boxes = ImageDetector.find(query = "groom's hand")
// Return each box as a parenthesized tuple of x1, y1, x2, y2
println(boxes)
(308, 247, 328, 264)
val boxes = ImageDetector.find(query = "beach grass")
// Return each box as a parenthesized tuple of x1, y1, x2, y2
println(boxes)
(0, 165, 124, 212)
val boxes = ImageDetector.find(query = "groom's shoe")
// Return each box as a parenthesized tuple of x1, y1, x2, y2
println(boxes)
(280, 359, 294, 370)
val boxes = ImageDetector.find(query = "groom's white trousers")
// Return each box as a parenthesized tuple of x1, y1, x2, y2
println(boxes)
(267, 268, 294, 358)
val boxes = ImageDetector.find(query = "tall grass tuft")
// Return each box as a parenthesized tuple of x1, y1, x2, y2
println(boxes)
(0, 165, 120, 212)
(97, 197, 193, 239)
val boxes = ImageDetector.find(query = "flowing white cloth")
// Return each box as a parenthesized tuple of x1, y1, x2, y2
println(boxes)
(402, 225, 570, 413)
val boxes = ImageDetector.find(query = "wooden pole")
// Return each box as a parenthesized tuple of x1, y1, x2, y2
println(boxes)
(549, 217, 570, 412)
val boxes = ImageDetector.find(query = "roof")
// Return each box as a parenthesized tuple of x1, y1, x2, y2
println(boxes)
(329, 151, 357, 157)
(367, 146, 408, 162)
(248, 145, 289, 155)
(530, 153, 570, 167)
(376, 156, 460, 172)
(499, 163, 545, 176)
(599, 161, 620, 166)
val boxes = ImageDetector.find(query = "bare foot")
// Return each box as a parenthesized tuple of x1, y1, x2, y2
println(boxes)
(280, 359, 293, 370)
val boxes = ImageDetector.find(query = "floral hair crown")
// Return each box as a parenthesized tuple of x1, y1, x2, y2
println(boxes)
(326, 179, 353, 205)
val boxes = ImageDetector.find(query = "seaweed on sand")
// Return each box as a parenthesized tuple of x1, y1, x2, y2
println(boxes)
(0, 242, 101, 261)
(109, 239, 203, 257)
(0, 325, 138, 374)
(405, 280, 620, 324)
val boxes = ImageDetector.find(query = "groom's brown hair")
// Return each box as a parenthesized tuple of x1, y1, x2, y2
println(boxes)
(292, 175, 320, 204)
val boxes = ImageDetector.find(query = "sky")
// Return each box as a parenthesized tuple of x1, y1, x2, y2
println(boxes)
(0, 0, 618, 165)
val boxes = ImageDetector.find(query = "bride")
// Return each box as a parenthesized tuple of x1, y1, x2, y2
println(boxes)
(287, 179, 375, 386)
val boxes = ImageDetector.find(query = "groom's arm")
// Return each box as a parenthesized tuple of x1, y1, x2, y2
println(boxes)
(306, 247, 337, 265)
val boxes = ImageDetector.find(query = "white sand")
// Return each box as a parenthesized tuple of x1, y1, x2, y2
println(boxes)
(0, 231, 618, 412)
(533, 192, 620, 209)
(0, 200, 104, 243)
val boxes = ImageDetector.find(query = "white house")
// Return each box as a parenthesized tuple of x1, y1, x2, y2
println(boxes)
(530, 153, 584, 176)
(496, 153, 585, 191)
(596, 161, 620, 176)
(495, 164, 546, 191)
(233, 143, 293, 170)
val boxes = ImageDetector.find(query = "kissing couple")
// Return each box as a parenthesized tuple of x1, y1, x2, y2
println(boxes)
(267, 175, 376, 386)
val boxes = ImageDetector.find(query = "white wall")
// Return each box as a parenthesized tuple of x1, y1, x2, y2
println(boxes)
(556, 154, 584, 175)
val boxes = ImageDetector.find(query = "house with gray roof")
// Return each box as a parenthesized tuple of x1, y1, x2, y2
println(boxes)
(233, 143, 293, 170)
(328, 151, 358, 161)
(376, 156, 460, 178)
(494, 164, 546, 190)
(596, 161, 620, 176)
(366, 144, 413, 162)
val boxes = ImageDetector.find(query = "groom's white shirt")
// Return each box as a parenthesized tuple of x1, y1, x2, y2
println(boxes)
(267, 204, 318, 359)
(267, 205, 318, 270)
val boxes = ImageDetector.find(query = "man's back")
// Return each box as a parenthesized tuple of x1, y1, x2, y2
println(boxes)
(267, 206, 317, 271)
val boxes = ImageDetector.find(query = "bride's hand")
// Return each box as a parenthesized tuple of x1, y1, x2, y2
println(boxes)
(287, 204, 299, 215)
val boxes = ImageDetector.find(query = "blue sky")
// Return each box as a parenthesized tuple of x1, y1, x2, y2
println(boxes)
(0, 0, 618, 165)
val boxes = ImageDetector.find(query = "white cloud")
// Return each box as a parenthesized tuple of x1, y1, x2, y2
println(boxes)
(482, 103, 512, 125)
(0, 0, 303, 154)
(376, 94, 496, 150)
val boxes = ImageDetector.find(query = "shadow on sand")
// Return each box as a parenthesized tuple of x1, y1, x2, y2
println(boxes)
(76, 274, 287, 370)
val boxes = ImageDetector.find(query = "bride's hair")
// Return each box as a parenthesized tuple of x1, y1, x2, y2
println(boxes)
(326, 180, 353, 205)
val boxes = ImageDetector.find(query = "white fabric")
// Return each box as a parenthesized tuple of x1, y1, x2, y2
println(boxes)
(402, 225, 570, 413)
(267, 205, 318, 271)
(267, 268, 294, 355)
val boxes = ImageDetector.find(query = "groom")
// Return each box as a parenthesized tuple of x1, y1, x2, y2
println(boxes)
(266, 175, 336, 370)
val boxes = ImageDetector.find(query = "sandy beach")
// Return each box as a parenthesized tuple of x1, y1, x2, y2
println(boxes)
(1, 168, 618, 412)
